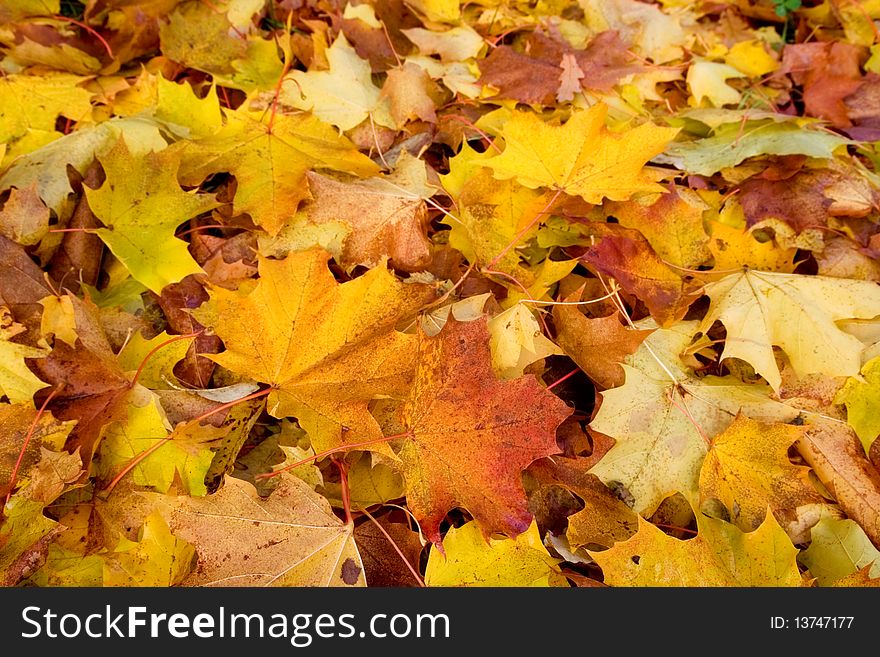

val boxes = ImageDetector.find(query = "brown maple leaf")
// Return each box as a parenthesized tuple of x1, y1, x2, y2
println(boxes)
(553, 306, 654, 389)
(479, 30, 641, 105)
(29, 294, 131, 466)
(152, 276, 222, 390)
(783, 41, 866, 128)
(579, 225, 702, 327)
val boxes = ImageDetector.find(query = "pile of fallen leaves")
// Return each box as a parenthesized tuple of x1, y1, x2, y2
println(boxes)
(3, 0, 880, 588)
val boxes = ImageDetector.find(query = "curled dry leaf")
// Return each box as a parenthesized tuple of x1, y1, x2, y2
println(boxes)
(797, 419, 880, 548)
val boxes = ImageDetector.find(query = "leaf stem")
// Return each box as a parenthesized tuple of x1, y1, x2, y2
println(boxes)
(191, 387, 273, 424)
(333, 457, 353, 525)
(546, 367, 581, 391)
(485, 188, 561, 270)
(101, 434, 173, 495)
(100, 387, 273, 495)
(128, 330, 202, 389)
(52, 14, 114, 58)
(3, 384, 65, 512)
(654, 522, 698, 536)
(266, 11, 294, 134)
(481, 268, 550, 335)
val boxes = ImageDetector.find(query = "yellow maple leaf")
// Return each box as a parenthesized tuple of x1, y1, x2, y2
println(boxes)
(85, 137, 220, 294)
(103, 511, 196, 586)
(0, 72, 92, 166)
(425, 520, 566, 587)
(282, 34, 394, 131)
(177, 109, 379, 236)
(700, 270, 880, 392)
(590, 511, 805, 586)
(699, 414, 823, 532)
(589, 320, 798, 515)
(483, 104, 678, 203)
(0, 309, 48, 404)
(194, 248, 435, 453)
(606, 186, 711, 270)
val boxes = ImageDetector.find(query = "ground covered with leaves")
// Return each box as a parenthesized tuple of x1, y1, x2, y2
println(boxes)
(3, 0, 880, 588)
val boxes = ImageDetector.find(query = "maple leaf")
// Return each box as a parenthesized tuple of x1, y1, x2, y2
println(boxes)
(553, 306, 653, 389)
(660, 118, 851, 176)
(399, 316, 572, 545)
(320, 451, 404, 511)
(699, 413, 823, 532)
(487, 304, 563, 380)
(700, 270, 880, 392)
(737, 167, 861, 235)
(445, 163, 553, 277)
(202, 399, 265, 494)
(0, 236, 55, 344)
(381, 62, 440, 126)
(158, 0, 247, 81)
(154, 76, 224, 140)
(0, 0, 59, 22)
(605, 186, 712, 270)
(176, 109, 379, 236)
(483, 104, 679, 203)
(15, 446, 82, 506)
(156, 474, 366, 586)
(103, 510, 196, 587)
(27, 294, 132, 465)
(783, 41, 865, 127)
(301, 153, 434, 272)
(797, 418, 880, 548)
(725, 39, 779, 77)
(90, 0, 178, 71)
(401, 25, 484, 62)
(425, 520, 566, 587)
(152, 277, 222, 389)
(0, 117, 168, 215)
(590, 511, 805, 586)
(341, 1, 414, 70)
(581, 225, 702, 327)
(9, 0, 880, 593)
(582, 0, 691, 65)
(0, 311, 48, 404)
(116, 330, 194, 390)
(282, 34, 394, 131)
(0, 184, 49, 246)
(476, 25, 641, 105)
(194, 248, 435, 453)
(477, 38, 562, 106)
(85, 137, 220, 294)
(439, 150, 578, 298)
(405, 0, 460, 23)
(0, 72, 92, 164)
(526, 457, 638, 551)
(0, 496, 61, 585)
(687, 61, 747, 108)
(589, 320, 798, 515)
(94, 394, 225, 496)
(707, 215, 797, 273)
(38, 294, 77, 347)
